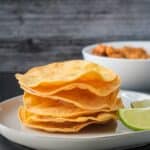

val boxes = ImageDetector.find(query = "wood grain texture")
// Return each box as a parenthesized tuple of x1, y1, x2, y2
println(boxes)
(0, 0, 150, 72)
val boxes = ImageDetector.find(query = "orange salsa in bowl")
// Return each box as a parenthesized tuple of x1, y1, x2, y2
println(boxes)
(92, 44, 150, 59)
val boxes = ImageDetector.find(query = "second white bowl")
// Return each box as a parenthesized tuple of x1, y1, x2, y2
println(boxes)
(82, 41, 150, 91)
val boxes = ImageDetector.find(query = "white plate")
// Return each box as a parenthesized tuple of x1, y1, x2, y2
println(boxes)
(0, 90, 150, 150)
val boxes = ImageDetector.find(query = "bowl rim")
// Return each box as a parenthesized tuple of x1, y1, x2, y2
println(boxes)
(82, 41, 150, 62)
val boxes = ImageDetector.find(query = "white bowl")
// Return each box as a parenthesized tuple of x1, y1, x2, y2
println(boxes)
(82, 41, 150, 91)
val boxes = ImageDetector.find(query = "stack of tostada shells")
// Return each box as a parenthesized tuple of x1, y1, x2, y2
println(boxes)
(16, 60, 123, 133)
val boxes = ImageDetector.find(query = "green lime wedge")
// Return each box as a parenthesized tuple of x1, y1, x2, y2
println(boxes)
(131, 100, 150, 108)
(119, 108, 150, 130)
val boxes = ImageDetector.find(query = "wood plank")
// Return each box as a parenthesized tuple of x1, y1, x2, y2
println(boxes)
(0, 0, 150, 72)
(0, 0, 150, 39)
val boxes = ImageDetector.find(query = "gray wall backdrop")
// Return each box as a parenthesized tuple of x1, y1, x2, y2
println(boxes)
(1, 0, 150, 100)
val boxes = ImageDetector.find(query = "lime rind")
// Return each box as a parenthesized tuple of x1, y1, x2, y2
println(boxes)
(119, 108, 150, 131)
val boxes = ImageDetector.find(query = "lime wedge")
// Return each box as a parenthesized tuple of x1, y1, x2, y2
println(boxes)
(119, 108, 150, 130)
(131, 100, 150, 108)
